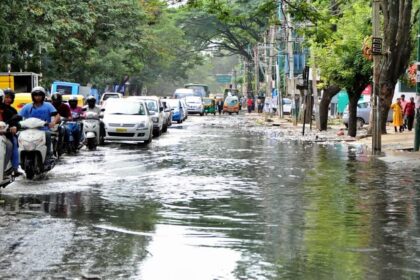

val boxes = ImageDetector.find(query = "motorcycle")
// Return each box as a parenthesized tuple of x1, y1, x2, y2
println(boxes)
(18, 118, 55, 179)
(0, 122, 14, 188)
(83, 111, 101, 150)
(64, 120, 82, 154)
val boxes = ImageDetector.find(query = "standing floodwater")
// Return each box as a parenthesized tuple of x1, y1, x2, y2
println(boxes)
(1, 115, 420, 279)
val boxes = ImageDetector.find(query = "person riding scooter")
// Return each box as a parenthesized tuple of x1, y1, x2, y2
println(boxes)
(83, 96, 105, 143)
(68, 96, 84, 148)
(0, 89, 18, 176)
(2, 89, 22, 176)
(52, 93, 76, 153)
(19, 86, 59, 165)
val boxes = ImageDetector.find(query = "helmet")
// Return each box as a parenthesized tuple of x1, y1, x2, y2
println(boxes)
(3, 88, 15, 104)
(31, 86, 46, 102)
(86, 95, 96, 107)
(68, 95, 78, 106)
(86, 96, 96, 102)
(51, 92, 63, 103)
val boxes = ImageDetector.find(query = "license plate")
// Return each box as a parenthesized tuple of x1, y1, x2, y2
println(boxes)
(116, 128, 127, 133)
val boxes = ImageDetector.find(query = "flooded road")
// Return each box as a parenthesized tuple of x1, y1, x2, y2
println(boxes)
(1, 114, 420, 279)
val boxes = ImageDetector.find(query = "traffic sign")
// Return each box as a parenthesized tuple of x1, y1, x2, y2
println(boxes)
(216, 74, 232, 84)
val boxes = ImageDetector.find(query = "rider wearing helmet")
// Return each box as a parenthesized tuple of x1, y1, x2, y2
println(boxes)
(83, 95, 105, 141)
(2, 89, 22, 176)
(83, 96, 101, 114)
(19, 86, 60, 163)
(68, 96, 83, 120)
(67, 95, 84, 148)
(52, 93, 72, 119)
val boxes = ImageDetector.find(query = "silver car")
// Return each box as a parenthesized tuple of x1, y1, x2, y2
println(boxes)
(343, 101, 392, 128)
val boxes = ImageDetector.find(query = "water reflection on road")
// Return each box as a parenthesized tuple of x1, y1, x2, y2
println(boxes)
(1, 114, 420, 279)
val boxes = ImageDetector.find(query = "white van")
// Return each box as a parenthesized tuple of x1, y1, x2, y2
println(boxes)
(173, 88, 194, 99)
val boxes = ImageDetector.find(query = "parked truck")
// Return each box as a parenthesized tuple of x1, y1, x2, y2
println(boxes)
(0, 72, 40, 92)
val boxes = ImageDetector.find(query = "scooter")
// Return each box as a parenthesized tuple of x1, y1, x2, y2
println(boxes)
(0, 122, 14, 188)
(64, 120, 82, 154)
(83, 112, 101, 150)
(18, 118, 55, 179)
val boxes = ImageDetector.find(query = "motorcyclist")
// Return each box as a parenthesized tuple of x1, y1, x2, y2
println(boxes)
(68, 96, 84, 148)
(83, 96, 105, 142)
(51, 93, 72, 119)
(2, 89, 22, 176)
(0, 89, 18, 176)
(68, 96, 83, 120)
(51, 93, 73, 151)
(19, 86, 59, 164)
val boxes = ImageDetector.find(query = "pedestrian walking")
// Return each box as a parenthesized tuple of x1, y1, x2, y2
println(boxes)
(400, 94, 408, 130)
(391, 98, 404, 133)
(216, 99, 223, 115)
(404, 97, 415, 131)
(247, 97, 253, 113)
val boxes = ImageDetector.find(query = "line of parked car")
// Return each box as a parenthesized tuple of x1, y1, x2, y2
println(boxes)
(101, 95, 194, 145)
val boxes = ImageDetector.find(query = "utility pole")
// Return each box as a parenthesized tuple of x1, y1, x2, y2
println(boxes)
(414, 11, 420, 150)
(277, 0, 285, 118)
(287, 12, 297, 125)
(254, 46, 259, 97)
(372, 0, 382, 154)
(311, 47, 320, 130)
(266, 26, 276, 115)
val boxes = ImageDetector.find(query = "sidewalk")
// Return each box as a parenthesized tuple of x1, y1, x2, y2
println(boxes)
(248, 111, 420, 163)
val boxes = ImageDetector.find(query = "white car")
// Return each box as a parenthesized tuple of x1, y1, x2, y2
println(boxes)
(185, 96, 204, 116)
(282, 98, 292, 115)
(127, 96, 165, 136)
(100, 92, 123, 107)
(103, 99, 153, 144)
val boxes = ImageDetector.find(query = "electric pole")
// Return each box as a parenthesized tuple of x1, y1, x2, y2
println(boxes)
(287, 12, 297, 125)
(372, 0, 382, 154)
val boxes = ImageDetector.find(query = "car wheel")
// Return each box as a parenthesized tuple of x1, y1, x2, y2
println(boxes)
(356, 118, 364, 128)
(162, 123, 168, 133)
(144, 130, 153, 144)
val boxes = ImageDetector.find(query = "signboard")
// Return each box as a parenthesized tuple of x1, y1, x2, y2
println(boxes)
(216, 74, 232, 84)
(372, 37, 382, 55)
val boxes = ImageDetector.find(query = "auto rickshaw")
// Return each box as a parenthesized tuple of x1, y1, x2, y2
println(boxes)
(203, 97, 216, 115)
(223, 96, 240, 115)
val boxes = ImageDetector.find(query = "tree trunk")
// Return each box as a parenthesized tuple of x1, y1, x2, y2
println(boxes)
(378, 0, 414, 133)
(319, 85, 341, 131)
(347, 91, 362, 137)
(379, 82, 394, 133)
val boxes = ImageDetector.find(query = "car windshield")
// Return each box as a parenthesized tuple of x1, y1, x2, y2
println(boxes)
(283, 99, 292, 105)
(144, 100, 158, 112)
(106, 101, 146, 115)
(225, 97, 238, 106)
(103, 94, 119, 101)
(203, 99, 213, 105)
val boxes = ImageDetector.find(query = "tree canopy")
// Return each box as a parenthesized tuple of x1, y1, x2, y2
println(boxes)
(0, 0, 202, 93)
